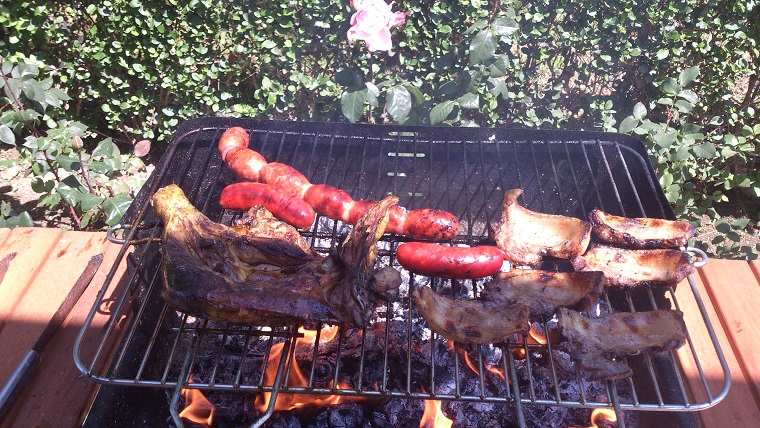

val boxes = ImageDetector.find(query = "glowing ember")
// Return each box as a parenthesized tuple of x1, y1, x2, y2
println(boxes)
(179, 376, 215, 427)
(419, 399, 453, 428)
(255, 325, 352, 413)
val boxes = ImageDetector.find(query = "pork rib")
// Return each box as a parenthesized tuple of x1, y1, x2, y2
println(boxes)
(557, 307, 687, 380)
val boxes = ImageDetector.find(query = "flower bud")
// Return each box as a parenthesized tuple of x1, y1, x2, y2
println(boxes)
(71, 135, 84, 150)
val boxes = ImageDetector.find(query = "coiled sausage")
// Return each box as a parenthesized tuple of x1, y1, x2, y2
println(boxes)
(218, 127, 460, 240)
(219, 182, 316, 230)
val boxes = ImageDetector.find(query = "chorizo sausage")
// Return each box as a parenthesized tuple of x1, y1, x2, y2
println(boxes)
(218, 127, 460, 240)
(396, 242, 505, 279)
(219, 182, 316, 229)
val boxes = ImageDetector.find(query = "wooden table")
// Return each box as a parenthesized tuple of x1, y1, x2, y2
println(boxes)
(0, 227, 758, 427)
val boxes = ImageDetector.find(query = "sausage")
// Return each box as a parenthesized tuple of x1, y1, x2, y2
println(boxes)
(218, 126, 460, 240)
(219, 182, 316, 229)
(396, 242, 505, 279)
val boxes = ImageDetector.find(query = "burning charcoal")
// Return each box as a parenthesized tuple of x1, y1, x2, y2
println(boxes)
(441, 401, 516, 427)
(369, 411, 393, 428)
(265, 413, 303, 428)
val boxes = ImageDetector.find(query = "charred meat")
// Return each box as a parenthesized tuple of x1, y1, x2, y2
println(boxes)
(571, 244, 694, 289)
(557, 307, 687, 380)
(491, 189, 591, 266)
(481, 269, 605, 317)
(152, 184, 401, 327)
(412, 286, 529, 345)
(589, 209, 696, 249)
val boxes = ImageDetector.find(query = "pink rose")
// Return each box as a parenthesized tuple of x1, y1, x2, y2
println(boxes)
(347, 0, 406, 52)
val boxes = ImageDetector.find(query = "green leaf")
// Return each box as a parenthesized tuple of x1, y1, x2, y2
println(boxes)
(679, 66, 699, 87)
(678, 89, 699, 104)
(55, 155, 81, 171)
(56, 183, 82, 207)
(618, 116, 639, 134)
(386, 85, 412, 122)
(633, 102, 647, 120)
(693, 142, 717, 159)
(715, 219, 730, 234)
(103, 194, 133, 226)
(79, 192, 105, 212)
(732, 218, 750, 229)
(674, 99, 694, 113)
(674, 145, 691, 161)
(469, 29, 496, 65)
(661, 78, 679, 95)
(429, 101, 457, 125)
(492, 17, 519, 36)
(92, 138, 119, 158)
(456, 92, 480, 109)
(486, 55, 509, 78)
(464, 19, 489, 36)
(487, 77, 507, 97)
(340, 88, 367, 123)
(653, 130, 678, 147)
(0, 124, 14, 145)
(335, 69, 362, 87)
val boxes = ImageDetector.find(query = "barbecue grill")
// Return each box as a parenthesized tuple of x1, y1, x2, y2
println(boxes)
(74, 118, 730, 427)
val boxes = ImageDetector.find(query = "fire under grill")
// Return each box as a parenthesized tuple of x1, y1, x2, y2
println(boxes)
(74, 118, 729, 427)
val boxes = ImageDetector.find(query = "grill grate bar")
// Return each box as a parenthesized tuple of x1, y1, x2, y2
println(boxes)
(74, 119, 730, 426)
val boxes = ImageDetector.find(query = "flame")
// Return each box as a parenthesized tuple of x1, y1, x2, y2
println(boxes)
(445, 340, 505, 381)
(419, 399, 453, 428)
(572, 408, 619, 428)
(179, 376, 215, 427)
(512, 323, 549, 359)
(255, 325, 352, 413)
(590, 408, 618, 427)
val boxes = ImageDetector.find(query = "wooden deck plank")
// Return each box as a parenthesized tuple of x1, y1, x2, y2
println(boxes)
(1, 235, 133, 428)
(749, 260, 760, 282)
(0, 228, 11, 248)
(0, 231, 109, 383)
(675, 266, 760, 427)
(0, 228, 62, 337)
(698, 259, 760, 407)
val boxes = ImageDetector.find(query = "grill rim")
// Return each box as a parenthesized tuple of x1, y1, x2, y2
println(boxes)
(73, 118, 729, 427)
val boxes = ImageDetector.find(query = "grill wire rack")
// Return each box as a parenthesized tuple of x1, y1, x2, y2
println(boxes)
(74, 118, 730, 428)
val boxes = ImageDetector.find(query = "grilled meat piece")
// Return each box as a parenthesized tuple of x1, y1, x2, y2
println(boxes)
(152, 184, 401, 327)
(491, 189, 592, 266)
(412, 285, 529, 345)
(481, 269, 605, 317)
(589, 209, 696, 249)
(557, 307, 687, 380)
(571, 244, 694, 289)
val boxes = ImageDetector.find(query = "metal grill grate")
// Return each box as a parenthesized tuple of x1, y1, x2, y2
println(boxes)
(74, 118, 729, 428)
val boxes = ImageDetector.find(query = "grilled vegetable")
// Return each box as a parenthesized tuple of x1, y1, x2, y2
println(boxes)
(589, 209, 696, 248)
(491, 189, 592, 266)
(152, 184, 401, 327)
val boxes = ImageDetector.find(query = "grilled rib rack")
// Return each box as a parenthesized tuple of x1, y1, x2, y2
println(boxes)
(74, 118, 729, 428)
